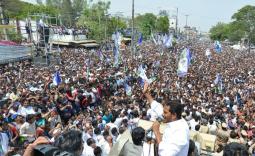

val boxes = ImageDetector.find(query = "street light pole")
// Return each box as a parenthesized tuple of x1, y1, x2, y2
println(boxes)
(131, 0, 135, 59)
(185, 14, 189, 27)
(104, 13, 108, 41)
(176, 7, 178, 36)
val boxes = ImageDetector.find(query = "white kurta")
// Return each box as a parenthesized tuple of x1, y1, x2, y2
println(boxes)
(158, 118, 190, 156)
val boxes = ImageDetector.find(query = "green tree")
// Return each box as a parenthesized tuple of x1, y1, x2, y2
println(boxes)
(135, 13, 157, 38)
(60, 0, 73, 26)
(2, 0, 58, 40)
(77, 0, 125, 41)
(209, 5, 255, 44)
(209, 22, 230, 41)
(156, 16, 169, 34)
(231, 5, 255, 44)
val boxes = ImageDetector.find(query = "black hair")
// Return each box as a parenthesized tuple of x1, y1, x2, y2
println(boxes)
(94, 146, 102, 156)
(188, 140, 195, 156)
(165, 100, 183, 120)
(102, 130, 109, 137)
(195, 124, 200, 131)
(223, 143, 248, 156)
(131, 127, 145, 146)
(111, 127, 118, 136)
(26, 114, 34, 122)
(94, 127, 101, 135)
(87, 138, 95, 146)
(209, 118, 214, 125)
(230, 130, 237, 139)
(132, 110, 139, 118)
(54, 130, 83, 155)
(92, 120, 98, 128)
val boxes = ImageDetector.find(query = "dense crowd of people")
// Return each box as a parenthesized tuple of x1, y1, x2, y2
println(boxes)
(0, 40, 255, 156)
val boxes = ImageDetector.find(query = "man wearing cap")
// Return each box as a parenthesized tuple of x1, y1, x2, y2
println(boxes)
(215, 123, 229, 151)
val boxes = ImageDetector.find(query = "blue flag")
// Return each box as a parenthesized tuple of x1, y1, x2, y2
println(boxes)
(214, 73, 221, 85)
(138, 33, 143, 45)
(113, 46, 119, 67)
(177, 48, 191, 77)
(215, 41, 222, 53)
(214, 73, 223, 93)
(97, 49, 103, 61)
(164, 35, 172, 48)
(124, 83, 132, 96)
(53, 71, 62, 86)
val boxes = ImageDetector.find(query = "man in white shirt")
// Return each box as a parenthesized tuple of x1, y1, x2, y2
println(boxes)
(0, 131, 10, 156)
(17, 100, 35, 117)
(189, 115, 200, 131)
(19, 114, 36, 143)
(82, 138, 96, 156)
(143, 82, 190, 156)
(152, 100, 190, 156)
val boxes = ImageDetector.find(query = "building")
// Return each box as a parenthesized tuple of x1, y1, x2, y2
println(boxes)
(183, 26, 198, 40)
(169, 17, 177, 30)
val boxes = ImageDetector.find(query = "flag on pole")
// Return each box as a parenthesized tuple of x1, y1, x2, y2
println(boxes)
(215, 41, 222, 53)
(97, 49, 103, 61)
(164, 35, 172, 48)
(113, 46, 119, 67)
(124, 83, 132, 96)
(86, 67, 90, 79)
(214, 73, 223, 93)
(53, 71, 62, 86)
(137, 65, 148, 80)
(177, 48, 191, 77)
(214, 73, 222, 85)
(113, 31, 121, 67)
(157, 34, 162, 45)
(113, 31, 121, 48)
(163, 34, 168, 45)
(138, 33, 143, 45)
(151, 34, 157, 45)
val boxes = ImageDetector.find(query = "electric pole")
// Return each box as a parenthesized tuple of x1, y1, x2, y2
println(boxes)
(185, 14, 189, 27)
(176, 8, 178, 36)
(185, 14, 189, 40)
(131, 0, 135, 59)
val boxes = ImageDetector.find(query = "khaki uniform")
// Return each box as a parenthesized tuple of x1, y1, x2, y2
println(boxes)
(215, 129, 229, 151)
(200, 125, 209, 134)
(228, 138, 240, 144)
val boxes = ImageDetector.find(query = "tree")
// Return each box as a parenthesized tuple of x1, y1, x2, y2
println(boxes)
(77, 0, 125, 41)
(231, 5, 255, 45)
(209, 22, 230, 41)
(2, 0, 58, 40)
(135, 13, 157, 38)
(209, 5, 255, 45)
(156, 16, 169, 34)
(60, 0, 73, 26)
